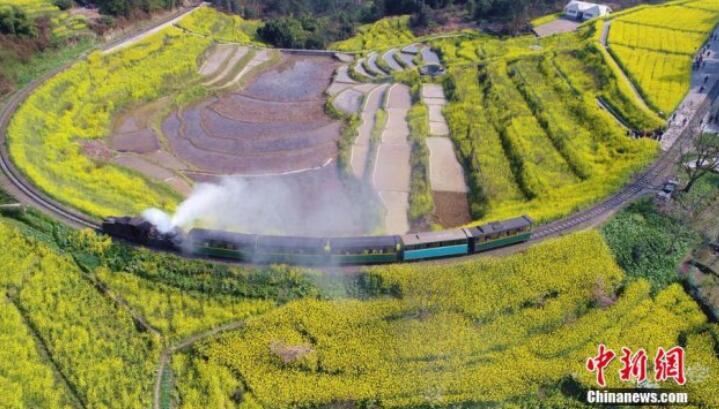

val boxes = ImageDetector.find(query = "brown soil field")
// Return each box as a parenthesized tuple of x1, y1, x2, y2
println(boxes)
(242, 54, 338, 102)
(110, 129, 160, 153)
(92, 52, 380, 233)
(433, 191, 471, 228)
(160, 52, 343, 175)
(212, 94, 329, 123)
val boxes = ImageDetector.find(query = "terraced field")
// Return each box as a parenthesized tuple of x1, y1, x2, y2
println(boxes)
(607, 0, 719, 113)
(2, 1, 713, 231)
(166, 54, 339, 176)
(434, 29, 660, 224)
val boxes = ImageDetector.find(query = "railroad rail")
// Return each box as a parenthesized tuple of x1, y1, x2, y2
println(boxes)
(0, 5, 204, 230)
(532, 74, 719, 242)
(0, 9, 716, 263)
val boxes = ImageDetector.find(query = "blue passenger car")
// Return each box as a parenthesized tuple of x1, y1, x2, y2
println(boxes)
(400, 229, 470, 261)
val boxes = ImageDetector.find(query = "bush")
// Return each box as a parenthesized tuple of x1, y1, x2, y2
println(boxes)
(258, 15, 328, 49)
(602, 200, 700, 293)
(0, 5, 36, 36)
(53, 0, 73, 11)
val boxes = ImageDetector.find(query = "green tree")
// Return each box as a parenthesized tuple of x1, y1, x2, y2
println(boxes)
(0, 6, 36, 37)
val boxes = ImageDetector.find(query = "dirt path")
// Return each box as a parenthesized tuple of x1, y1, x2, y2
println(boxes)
(599, 20, 656, 115)
(373, 84, 412, 234)
(102, 5, 203, 55)
(351, 84, 389, 179)
(153, 320, 245, 409)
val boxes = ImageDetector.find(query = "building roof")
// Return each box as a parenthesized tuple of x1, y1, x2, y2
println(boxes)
(401, 230, 468, 246)
(565, 1, 611, 14)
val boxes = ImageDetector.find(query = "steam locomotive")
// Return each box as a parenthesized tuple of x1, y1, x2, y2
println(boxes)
(102, 215, 533, 265)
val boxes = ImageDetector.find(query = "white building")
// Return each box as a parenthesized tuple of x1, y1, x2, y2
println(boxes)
(564, 1, 612, 20)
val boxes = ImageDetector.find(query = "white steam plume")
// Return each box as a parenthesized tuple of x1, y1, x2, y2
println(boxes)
(142, 174, 376, 237)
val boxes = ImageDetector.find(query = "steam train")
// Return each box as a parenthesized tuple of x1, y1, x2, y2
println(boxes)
(101, 215, 533, 265)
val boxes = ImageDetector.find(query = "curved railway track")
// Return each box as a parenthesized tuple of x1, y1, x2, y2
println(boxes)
(0, 5, 203, 230)
(0, 10, 716, 262)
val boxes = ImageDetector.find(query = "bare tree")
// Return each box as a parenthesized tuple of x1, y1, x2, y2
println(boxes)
(680, 132, 719, 193)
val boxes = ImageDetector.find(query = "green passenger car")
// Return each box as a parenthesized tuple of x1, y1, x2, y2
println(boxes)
(468, 215, 533, 253)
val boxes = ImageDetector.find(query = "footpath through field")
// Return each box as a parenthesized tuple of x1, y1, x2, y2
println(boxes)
(102, 5, 203, 55)
(372, 84, 412, 234)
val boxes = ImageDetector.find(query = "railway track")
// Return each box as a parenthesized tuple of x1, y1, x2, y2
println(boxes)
(0, 5, 202, 230)
(0, 9, 716, 262)
(533, 76, 719, 242)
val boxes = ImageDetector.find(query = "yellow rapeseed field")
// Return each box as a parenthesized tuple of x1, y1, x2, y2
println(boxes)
(330, 16, 416, 52)
(608, 0, 719, 113)
(170, 231, 719, 408)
